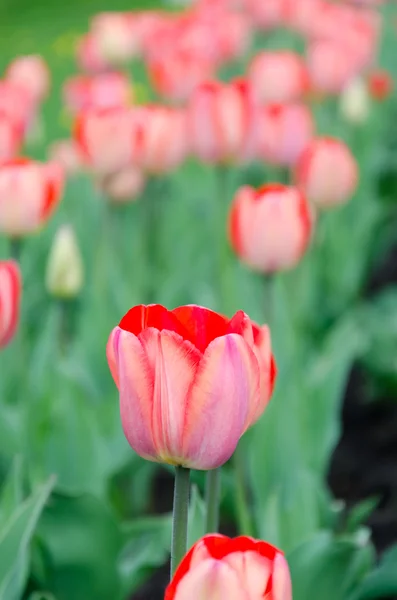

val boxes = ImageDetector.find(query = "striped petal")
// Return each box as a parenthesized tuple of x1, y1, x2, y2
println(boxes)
(183, 334, 259, 470)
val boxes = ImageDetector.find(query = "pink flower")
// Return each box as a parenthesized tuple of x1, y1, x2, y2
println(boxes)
(107, 304, 275, 469)
(188, 79, 255, 164)
(133, 106, 188, 174)
(74, 106, 139, 176)
(48, 139, 84, 177)
(0, 81, 35, 135)
(0, 260, 21, 348)
(6, 55, 50, 105)
(246, 0, 288, 30)
(0, 114, 22, 161)
(0, 158, 63, 237)
(99, 166, 145, 203)
(165, 534, 292, 600)
(229, 183, 312, 272)
(249, 104, 314, 167)
(76, 34, 111, 73)
(249, 51, 309, 104)
(90, 12, 140, 64)
(63, 72, 132, 115)
(295, 137, 359, 208)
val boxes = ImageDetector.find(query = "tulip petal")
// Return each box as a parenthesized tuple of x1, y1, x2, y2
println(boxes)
(173, 559, 249, 600)
(0, 260, 21, 347)
(183, 334, 259, 470)
(224, 550, 272, 596)
(106, 326, 121, 388)
(270, 553, 292, 600)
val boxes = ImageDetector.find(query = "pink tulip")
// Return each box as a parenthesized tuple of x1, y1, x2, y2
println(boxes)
(0, 158, 63, 238)
(90, 12, 140, 64)
(295, 137, 359, 208)
(0, 81, 35, 135)
(63, 72, 132, 115)
(133, 106, 188, 174)
(0, 260, 21, 348)
(0, 114, 22, 160)
(247, 0, 288, 29)
(100, 166, 145, 203)
(48, 139, 84, 177)
(76, 34, 111, 73)
(75, 106, 139, 176)
(165, 534, 292, 600)
(249, 103, 314, 167)
(188, 79, 255, 164)
(6, 55, 50, 105)
(107, 304, 275, 469)
(249, 51, 309, 104)
(229, 183, 312, 272)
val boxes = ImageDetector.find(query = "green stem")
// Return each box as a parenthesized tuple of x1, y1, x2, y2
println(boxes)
(234, 443, 254, 537)
(205, 468, 221, 533)
(9, 238, 23, 262)
(215, 164, 230, 313)
(143, 176, 163, 304)
(171, 467, 190, 578)
(57, 299, 72, 356)
(263, 273, 275, 327)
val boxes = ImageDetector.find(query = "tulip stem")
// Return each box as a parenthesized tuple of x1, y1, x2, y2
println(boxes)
(205, 468, 221, 533)
(215, 164, 230, 313)
(171, 466, 190, 578)
(234, 444, 254, 537)
(9, 238, 22, 262)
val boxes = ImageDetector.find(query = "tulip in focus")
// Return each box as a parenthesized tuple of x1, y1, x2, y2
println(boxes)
(0, 158, 64, 237)
(100, 166, 145, 203)
(229, 184, 312, 272)
(165, 534, 292, 600)
(188, 79, 254, 164)
(249, 51, 309, 104)
(107, 304, 276, 469)
(367, 70, 393, 101)
(46, 225, 84, 299)
(296, 138, 358, 208)
(6, 55, 50, 105)
(340, 78, 370, 125)
(0, 260, 21, 348)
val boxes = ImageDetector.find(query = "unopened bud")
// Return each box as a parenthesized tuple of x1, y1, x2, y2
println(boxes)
(46, 225, 84, 299)
(340, 78, 370, 125)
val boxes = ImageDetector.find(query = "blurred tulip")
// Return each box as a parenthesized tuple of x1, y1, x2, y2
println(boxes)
(340, 78, 370, 125)
(107, 304, 275, 469)
(246, 0, 288, 29)
(6, 55, 50, 105)
(0, 80, 35, 134)
(0, 114, 22, 160)
(63, 72, 132, 115)
(229, 184, 312, 272)
(0, 158, 63, 237)
(188, 79, 255, 164)
(133, 106, 188, 174)
(90, 12, 139, 64)
(48, 139, 84, 176)
(46, 225, 84, 299)
(249, 51, 309, 104)
(75, 106, 139, 176)
(307, 39, 361, 95)
(295, 137, 358, 208)
(165, 534, 292, 600)
(0, 260, 21, 348)
(76, 34, 111, 72)
(367, 70, 393, 101)
(100, 166, 145, 202)
(249, 103, 314, 167)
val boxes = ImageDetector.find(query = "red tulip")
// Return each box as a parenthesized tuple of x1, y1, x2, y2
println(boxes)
(165, 534, 292, 600)
(248, 104, 314, 167)
(367, 70, 393, 101)
(295, 138, 358, 208)
(6, 55, 50, 105)
(63, 72, 131, 115)
(0, 260, 21, 348)
(75, 106, 139, 176)
(107, 304, 275, 469)
(249, 51, 309, 104)
(0, 158, 63, 237)
(133, 106, 188, 174)
(188, 79, 255, 164)
(229, 184, 312, 272)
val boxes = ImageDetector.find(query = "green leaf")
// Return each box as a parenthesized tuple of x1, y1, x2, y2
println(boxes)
(346, 498, 380, 534)
(0, 456, 24, 530)
(0, 476, 55, 600)
(37, 493, 123, 600)
(349, 544, 397, 600)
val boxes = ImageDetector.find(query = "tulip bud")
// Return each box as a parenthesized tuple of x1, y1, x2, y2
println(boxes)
(340, 78, 370, 125)
(46, 225, 84, 299)
(0, 260, 21, 348)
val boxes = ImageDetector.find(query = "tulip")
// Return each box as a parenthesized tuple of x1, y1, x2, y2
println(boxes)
(367, 70, 393, 101)
(75, 106, 139, 176)
(247, 0, 288, 30)
(63, 72, 132, 115)
(0, 114, 22, 160)
(46, 225, 84, 299)
(339, 78, 370, 125)
(6, 55, 50, 105)
(90, 12, 139, 64)
(0, 158, 64, 237)
(0, 80, 35, 135)
(295, 138, 358, 208)
(307, 39, 360, 95)
(133, 106, 188, 174)
(107, 304, 275, 470)
(188, 79, 255, 164)
(0, 260, 21, 348)
(76, 34, 111, 73)
(165, 534, 292, 600)
(48, 139, 84, 177)
(100, 166, 145, 202)
(229, 184, 312, 273)
(248, 103, 314, 167)
(249, 51, 309, 104)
